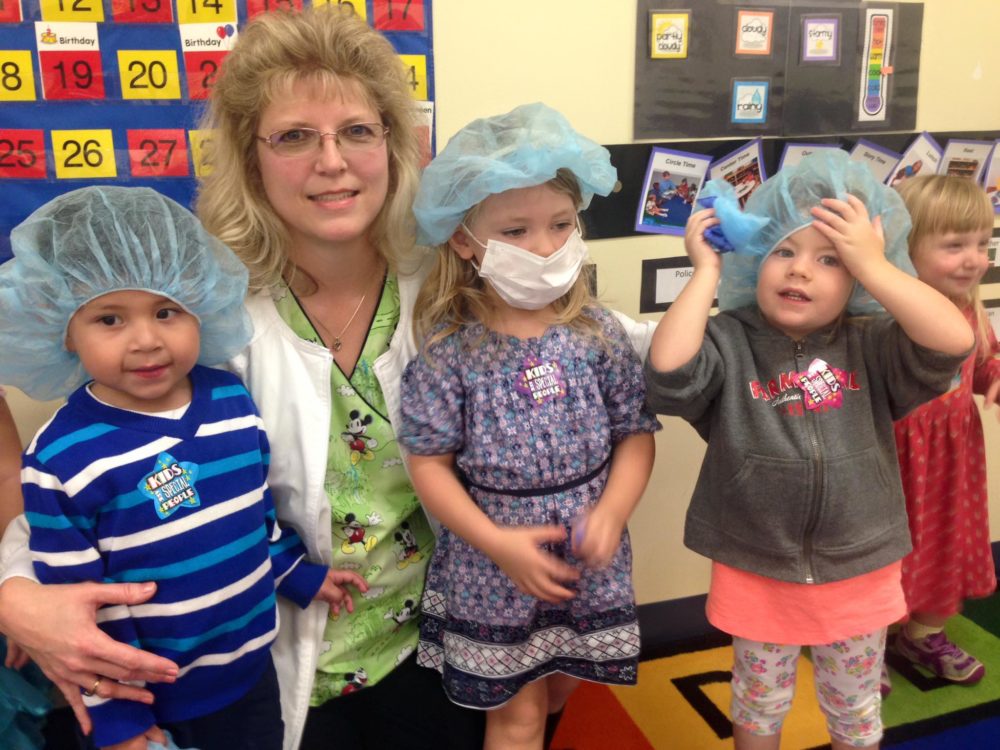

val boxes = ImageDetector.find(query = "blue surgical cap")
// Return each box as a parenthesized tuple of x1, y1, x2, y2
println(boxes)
(413, 102, 618, 245)
(716, 149, 915, 313)
(0, 186, 251, 401)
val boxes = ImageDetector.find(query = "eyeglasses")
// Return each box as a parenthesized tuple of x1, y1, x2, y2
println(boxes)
(256, 123, 389, 157)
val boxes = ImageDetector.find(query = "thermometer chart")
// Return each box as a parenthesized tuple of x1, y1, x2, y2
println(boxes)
(858, 8, 892, 122)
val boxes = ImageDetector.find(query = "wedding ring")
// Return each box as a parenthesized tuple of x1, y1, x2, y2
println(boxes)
(83, 676, 103, 697)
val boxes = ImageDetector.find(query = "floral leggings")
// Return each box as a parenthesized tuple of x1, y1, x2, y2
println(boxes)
(731, 629, 886, 748)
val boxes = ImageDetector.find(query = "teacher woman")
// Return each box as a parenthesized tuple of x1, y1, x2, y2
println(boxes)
(0, 7, 484, 749)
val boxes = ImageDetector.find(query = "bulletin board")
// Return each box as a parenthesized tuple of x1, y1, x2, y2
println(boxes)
(0, 0, 435, 261)
(634, 0, 922, 140)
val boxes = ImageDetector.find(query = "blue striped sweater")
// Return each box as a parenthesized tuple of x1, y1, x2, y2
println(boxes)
(22, 365, 327, 747)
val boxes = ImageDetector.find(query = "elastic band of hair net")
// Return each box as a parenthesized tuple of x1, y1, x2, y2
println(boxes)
(0, 186, 251, 401)
(413, 102, 618, 245)
(717, 149, 915, 314)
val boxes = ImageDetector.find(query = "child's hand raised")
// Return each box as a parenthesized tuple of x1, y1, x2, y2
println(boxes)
(314, 569, 369, 616)
(488, 525, 580, 603)
(684, 208, 723, 271)
(810, 194, 885, 272)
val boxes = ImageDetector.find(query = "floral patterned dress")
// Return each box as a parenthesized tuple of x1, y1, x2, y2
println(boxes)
(895, 310, 1000, 616)
(399, 307, 660, 709)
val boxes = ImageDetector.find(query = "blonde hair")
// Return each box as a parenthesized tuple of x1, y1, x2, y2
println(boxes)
(195, 6, 421, 292)
(413, 169, 602, 350)
(896, 174, 995, 361)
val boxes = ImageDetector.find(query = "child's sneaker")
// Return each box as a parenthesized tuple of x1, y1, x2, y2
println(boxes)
(880, 663, 892, 698)
(894, 629, 986, 684)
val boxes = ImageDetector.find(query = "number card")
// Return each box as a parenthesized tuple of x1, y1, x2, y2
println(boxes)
(39, 0, 104, 23)
(0, 0, 24, 24)
(398, 54, 426, 100)
(118, 50, 181, 99)
(188, 129, 214, 177)
(373, 0, 425, 32)
(128, 129, 190, 177)
(0, 129, 46, 179)
(312, 0, 367, 21)
(0, 51, 37, 101)
(175, 0, 236, 26)
(735, 9, 773, 56)
(245, 0, 301, 21)
(179, 23, 236, 99)
(111, 0, 173, 25)
(51, 128, 116, 179)
(36, 22, 105, 100)
(650, 11, 689, 59)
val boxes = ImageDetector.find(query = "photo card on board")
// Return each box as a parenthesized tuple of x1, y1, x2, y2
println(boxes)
(635, 146, 712, 236)
(709, 138, 767, 208)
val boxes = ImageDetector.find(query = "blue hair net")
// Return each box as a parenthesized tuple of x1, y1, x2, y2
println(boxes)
(695, 180, 769, 254)
(413, 102, 618, 245)
(0, 186, 251, 401)
(716, 149, 915, 314)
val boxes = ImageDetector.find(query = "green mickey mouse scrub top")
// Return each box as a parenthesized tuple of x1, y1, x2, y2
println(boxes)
(275, 274, 435, 703)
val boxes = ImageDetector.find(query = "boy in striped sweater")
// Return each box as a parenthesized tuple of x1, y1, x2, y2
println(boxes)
(0, 187, 366, 750)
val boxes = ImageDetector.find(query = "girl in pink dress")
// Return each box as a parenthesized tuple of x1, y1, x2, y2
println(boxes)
(891, 175, 1000, 690)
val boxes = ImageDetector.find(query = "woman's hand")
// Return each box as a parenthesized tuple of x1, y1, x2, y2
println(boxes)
(5, 638, 30, 670)
(487, 526, 580, 603)
(314, 568, 369, 616)
(0, 578, 179, 734)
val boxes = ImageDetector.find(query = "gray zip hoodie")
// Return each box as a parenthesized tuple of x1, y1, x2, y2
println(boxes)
(644, 305, 967, 585)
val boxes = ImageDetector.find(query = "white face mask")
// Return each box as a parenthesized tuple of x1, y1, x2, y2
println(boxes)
(462, 224, 588, 310)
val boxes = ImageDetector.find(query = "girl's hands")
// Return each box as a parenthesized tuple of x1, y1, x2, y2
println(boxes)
(684, 208, 722, 272)
(103, 724, 166, 750)
(571, 508, 623, 570)
(314, 569, 369, 616)
(810, 194, 885, 272)
(487, 526, 580, 604)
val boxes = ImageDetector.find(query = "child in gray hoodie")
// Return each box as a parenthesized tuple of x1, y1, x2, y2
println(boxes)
(644, 151, 971, 750)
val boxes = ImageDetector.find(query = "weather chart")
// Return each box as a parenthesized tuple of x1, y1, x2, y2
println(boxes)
(0, 0, 434, 258)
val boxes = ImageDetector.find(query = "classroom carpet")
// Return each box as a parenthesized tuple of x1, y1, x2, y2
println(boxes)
(551, 594, 1000, 749)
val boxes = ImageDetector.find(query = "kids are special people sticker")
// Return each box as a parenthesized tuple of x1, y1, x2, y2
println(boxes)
(515, 356, 568, 407)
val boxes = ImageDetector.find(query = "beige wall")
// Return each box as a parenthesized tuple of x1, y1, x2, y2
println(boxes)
(7, 0, 1000, 606)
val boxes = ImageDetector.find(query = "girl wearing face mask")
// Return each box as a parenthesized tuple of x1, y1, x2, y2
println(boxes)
(398, 103, 659, 750)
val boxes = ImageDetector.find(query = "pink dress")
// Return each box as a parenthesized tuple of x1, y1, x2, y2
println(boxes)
(895, 311, 1000, 616)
